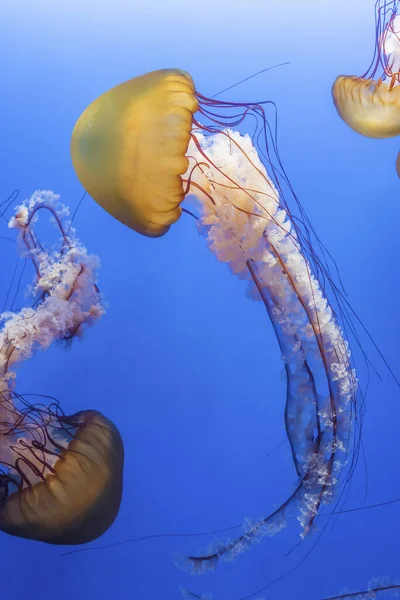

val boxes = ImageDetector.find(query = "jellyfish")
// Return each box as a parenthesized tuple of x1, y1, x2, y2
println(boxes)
(332, 1, 400, 175)
(70, 69, 360, 567)
(71, 69, 198, 237)
(0, 190, 124, 544)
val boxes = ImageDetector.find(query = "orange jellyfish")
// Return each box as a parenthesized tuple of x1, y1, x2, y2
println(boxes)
(0, 191, 124, 544)
(71, 69, 198, 237)
(71, 69, 362, 570)
(332, 0, 400, 175)
(0, 399, 123, 545)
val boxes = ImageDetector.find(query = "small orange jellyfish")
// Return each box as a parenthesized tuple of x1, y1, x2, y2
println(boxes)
(332, 1, 400, 175)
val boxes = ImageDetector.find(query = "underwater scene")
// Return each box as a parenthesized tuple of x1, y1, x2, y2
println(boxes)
(1, 1, 400, 599)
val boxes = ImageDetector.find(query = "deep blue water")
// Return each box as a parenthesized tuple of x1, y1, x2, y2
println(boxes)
(1, 1, 400, 599)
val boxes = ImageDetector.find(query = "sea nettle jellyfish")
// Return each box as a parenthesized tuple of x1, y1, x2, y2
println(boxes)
(0, 190, 124, 544)
(332, 0, 400, 175)
(70, 69, 359, 568)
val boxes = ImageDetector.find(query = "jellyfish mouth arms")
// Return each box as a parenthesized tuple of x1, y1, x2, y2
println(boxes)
(0, 410, 124, 545)
(332, 75, 400, 138)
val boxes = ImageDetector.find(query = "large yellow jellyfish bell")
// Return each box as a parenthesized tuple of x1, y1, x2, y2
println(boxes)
(332, 76, 400, 138)
(71, 69, 199, 237)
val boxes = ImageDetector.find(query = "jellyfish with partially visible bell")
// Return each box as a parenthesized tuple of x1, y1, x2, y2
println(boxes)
(0, 396, 123, 545)
(0, 191, 124, 544)
(332, 0, 400, 175)
(71, 69, 360, 567)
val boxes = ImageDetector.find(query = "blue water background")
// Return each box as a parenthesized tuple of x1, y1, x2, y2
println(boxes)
(1, 1, 400, 598)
